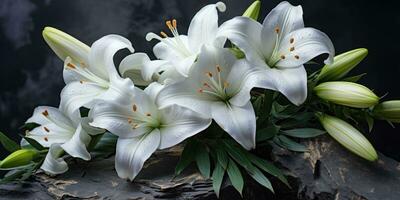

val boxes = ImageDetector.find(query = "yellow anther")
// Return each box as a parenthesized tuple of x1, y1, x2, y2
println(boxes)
(79, 80, 84, 84)
(216, 65, 222, 72)
(206, 72, 213, 77)
(166, 20, 173, 30)
(160, 31, 168, 38)
(67, 63, 76, 69)
(275, 26, 280, 33)
(172, 19, 177, 28)
(42, 110, 49, 117)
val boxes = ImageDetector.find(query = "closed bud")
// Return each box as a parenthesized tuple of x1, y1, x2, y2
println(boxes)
(242, 0, 261, 20)
(42, 26, 89, 63)
(316, 113, 378, 161)
(0, 149, 38, 169)
(373, 100, 400, 123)
(314, 81, 379, 108)
(318, 48, 368, 82)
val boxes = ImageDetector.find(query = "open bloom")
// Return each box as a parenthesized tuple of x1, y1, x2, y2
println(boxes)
(43, 27, 136, 119)
(157, 45, 261, 150)
(217, 1, 335, 105)
(25, 105, 103, 174)
(119, 2, 227, 86)
(89, 83, 211, 180)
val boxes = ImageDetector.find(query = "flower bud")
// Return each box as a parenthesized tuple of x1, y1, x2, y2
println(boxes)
(0, 149, 38, 169)
(318, 48, 368, 82)
(242, 0, 261, 20)
(373, 100, 400, 123)
(316, 113, 378, 161)
(314, 81, 379, 108)
(42, 26, 89, 62)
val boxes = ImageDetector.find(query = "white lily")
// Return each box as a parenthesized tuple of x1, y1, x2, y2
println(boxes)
(89, 83, 211, 180)
(43, 27, 136, 119)
(25, 105, 103, 174)
(156, 45, 261, 150)
(119, 2, 226, 85)
(217, 1, 335, 105)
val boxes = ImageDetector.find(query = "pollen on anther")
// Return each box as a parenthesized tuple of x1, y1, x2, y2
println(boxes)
(128, 118, 133, 124)
(294, 55, 300, 59)
(67, 63, 76, 69)
(160, 31, 168, 38)
(198, 89, 204, 93)
(172, 19, 177, 28)
(132, 104, 137, 112)
(203, 83, 210, 88)
(166, 20, 173, 29)
(42, 110, 49, 117)
(216, 65, 222, 72)
(206, 72, 213, 77)
(146, 113, 152, 117)
(275, 26, 280, 33)
(280, 55, 286, 59)
(290, 38, 294, 44)
(44, 127, 50, 132)
(79, 80, 84, 84)
(290, 47, 295, 51)
(44, 137, 48, 142)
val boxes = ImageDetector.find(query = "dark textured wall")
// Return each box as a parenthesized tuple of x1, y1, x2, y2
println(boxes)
(1, 0, 400, 160)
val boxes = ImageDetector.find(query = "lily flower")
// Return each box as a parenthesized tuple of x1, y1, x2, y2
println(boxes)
(156, 45, 261, 150)
(25, 105, 103, 174)
(119, 2, 226, 85)
(217, 1, 335, 105)
(89, 83, 211, 181)
(43, 27, 136, 119)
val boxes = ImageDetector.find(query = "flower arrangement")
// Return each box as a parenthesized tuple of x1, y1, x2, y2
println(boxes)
(1, 0, 399, 197)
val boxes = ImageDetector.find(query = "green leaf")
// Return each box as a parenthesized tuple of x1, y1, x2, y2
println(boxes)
(247, 166, 274, 193)
(274, 135, 307, 152)
(247, 154, 290, 187)
(0, 131, 20, 152)
(215, 147, 229, 169)
(79, 107, 90, 117)
(175, 140, 197, 175)
(222, 140, 252, 170)
(212, 161, 225, 197)
(279, 112, 315, 129)
(281, 128, 326, 138)
(195, 144, 210, 178)
(256, 123, 280, 142)
(227, 159, 244, 195)
(341, 73, 367, 82)
(365, 114, 374, 132)
(23, 137, 45, 151)
(91, 132, 117, 159)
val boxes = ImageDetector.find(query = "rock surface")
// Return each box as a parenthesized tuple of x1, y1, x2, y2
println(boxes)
(1, 136, 400, 200)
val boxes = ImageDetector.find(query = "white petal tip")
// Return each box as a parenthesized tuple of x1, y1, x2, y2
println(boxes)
(216, 2, 226, 12)
(145, 32, 161, 42)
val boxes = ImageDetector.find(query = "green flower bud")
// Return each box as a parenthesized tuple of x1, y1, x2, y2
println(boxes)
(0, 149, 38, 169)
(314, 81, 379, 108)
(242, 0, 261, 20)
(42, 26, 90, 62)
(318, 48, 368, 82)
(316, 113, 378, 161)
(373, 100, 400, 123)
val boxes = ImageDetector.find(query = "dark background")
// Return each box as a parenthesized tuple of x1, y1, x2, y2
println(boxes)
(0, 0, 399, 161)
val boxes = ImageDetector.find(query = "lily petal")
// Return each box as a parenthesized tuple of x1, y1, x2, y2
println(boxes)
(276, 27, 335, 67)
(42, 27, 89, 64)
(153, 35, 190, 61)
(119, 53, 152, 86)
(217, 17, 265, 66)
(40, 144, 68, 175)
(26, 123, 73, 147)
(26, 106, 74, 130)
(188, 2, 226, 53)
(60, 124, 91, 160)
(88, 34, 135, 80)
(211, 101, 256, 150)
(158, 105, 211, 149)
(89, 100, 153, 139)
(142, 60, 173, 82)
(260, 1, 304, 58)
(115, 129, 161, 181)
(144, 82, 165, 103)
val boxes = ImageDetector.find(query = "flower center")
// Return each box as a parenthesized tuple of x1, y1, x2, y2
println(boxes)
(127, 104, 160, 129)
(197, 65, 231, 101)
(145, 19, 192, 58)
(266, 26, 300, 68)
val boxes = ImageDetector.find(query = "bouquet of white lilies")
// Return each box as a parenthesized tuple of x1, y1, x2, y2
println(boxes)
(2, 0, 400, 196)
